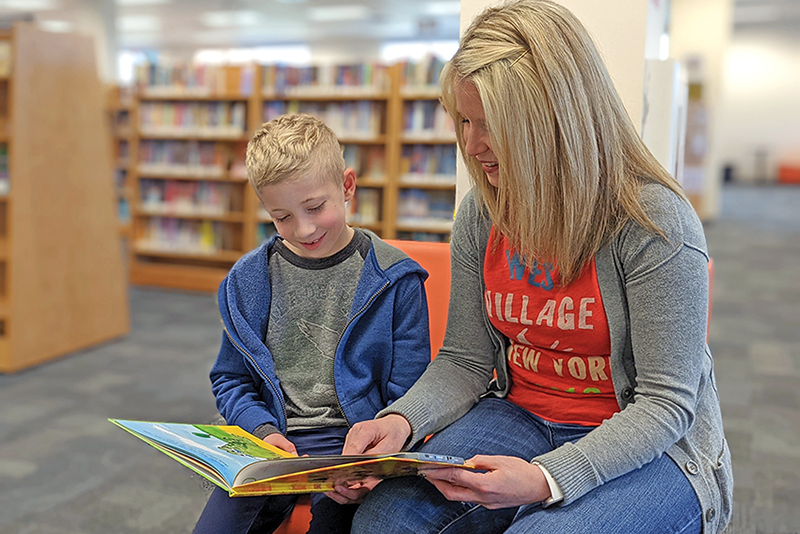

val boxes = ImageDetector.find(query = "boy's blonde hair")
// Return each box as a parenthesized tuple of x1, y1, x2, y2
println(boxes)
(440, 0, 687, 285)
(246, 114, 346, 191)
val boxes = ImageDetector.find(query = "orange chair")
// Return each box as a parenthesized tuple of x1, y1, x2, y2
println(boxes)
(274, 239, 452, 534)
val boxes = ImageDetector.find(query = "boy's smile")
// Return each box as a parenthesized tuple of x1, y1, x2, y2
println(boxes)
(258, 168, 356, 259)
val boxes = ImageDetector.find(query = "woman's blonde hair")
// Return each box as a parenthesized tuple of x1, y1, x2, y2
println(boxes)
(246, 113, 346, 191)
(440, 0, 686, 285)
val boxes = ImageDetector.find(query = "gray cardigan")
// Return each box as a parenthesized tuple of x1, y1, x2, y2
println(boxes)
(381, 184, 733, 533)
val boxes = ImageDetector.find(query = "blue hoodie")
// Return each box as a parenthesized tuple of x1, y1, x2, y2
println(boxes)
(210, 233, 432, 435)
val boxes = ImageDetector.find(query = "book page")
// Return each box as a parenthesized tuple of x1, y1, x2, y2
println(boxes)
(234, 456, 470, 496)
(111, 420, 293, 486)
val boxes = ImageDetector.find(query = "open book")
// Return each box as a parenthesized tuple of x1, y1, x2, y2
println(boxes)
(111, 419, 470, 496)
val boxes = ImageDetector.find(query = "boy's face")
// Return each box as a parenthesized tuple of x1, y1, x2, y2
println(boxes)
(259, 169, 356, 259)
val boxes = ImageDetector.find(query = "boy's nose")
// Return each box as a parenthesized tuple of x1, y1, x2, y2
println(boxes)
(296, 218, 316, 238)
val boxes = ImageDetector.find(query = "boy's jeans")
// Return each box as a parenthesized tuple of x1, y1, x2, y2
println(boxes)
(353, 397, 702, 534)
(193, 427, 356, 534)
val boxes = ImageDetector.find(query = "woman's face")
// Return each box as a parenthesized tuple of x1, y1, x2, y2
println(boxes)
(456, 81, 499, 186)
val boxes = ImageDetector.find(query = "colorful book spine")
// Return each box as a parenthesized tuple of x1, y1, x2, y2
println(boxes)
(263, 63, 389, 97)
(139, 217, 233, 253)
(403, 101, 454, 139)
(139, 179, 231, 216)
(138, 140, 226, 177)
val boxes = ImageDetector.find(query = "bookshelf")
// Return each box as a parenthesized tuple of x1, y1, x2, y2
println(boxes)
(0, 24, 129, 373)
(128, 59, 456, 292)
(106, 86, 135, 237)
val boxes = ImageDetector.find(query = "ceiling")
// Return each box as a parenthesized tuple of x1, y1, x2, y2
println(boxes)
(0, 0, 797, 54)
(0, 0, 462, 52)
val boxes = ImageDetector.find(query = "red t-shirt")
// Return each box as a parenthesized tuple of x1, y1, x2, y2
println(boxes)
(484, 228, 620, 426)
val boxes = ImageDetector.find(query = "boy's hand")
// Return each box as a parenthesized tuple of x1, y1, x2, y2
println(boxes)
(264, 433, 298, 456)
(325, 415, 412, 504)
(342, 414, 412, 455)
(325, 480, 375, 505)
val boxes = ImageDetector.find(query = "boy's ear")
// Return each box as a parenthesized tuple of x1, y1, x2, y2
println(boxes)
(342, 168, 357, 202)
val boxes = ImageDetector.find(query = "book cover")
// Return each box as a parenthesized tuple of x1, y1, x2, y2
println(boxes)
(111, 419, 471, 497)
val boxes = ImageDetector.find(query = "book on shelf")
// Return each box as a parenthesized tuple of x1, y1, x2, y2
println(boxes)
(111, 419, 472, 496)
(262, 100, 382, 140)
(138, 140, 227, 177)
(136, 63, 254, 97)
(262, 63, 390, 97)
(0, 143, 9, 195)
(398, 189, 456, 223)
(399, 55, 446, 93)
(400, 144, 457, 179)
(344, 144, 385, 179)
(139, 217, 234, 255)
(117, 139, 130, 161)
(257, 222, 278, 244)
(347, 188, 381, 225)
(403, 101, 454, 139)
(0, 40, 10, 78)
(396, 231, 451, 243)
(118, 197, 131, 223)
(139, 101, 247, 138)
(140, 179, 233, 217)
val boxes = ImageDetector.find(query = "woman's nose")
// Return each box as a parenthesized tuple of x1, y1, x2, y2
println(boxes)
(464, 128, 487, 157)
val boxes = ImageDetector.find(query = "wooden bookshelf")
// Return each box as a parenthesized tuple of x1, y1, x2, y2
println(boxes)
(106, 85, 135, 237)
(0, 24, 129, 373)
(128, 60, 456, 292)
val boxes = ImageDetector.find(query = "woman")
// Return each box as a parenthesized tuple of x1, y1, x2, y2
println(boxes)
(333, 1, 733, 532)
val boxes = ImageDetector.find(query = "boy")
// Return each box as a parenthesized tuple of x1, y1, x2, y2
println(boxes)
(193, 114, 431, 534)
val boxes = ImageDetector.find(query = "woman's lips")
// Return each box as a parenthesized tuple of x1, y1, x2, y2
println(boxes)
(481, 161, 498, 174)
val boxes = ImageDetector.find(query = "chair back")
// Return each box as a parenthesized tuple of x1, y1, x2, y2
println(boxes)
(385, 239, 451, 360)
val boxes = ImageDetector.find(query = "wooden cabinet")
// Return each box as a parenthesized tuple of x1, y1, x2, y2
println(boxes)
(128, 61, 456, 292)
(0, 24, 129, 373)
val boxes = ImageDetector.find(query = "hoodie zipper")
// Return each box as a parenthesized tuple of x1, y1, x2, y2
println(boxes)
(223, 325, 287, 430)
(333, 280, 390, 427)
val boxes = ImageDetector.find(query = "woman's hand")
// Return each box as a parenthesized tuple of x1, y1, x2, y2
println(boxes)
(423, 455, 552, 510)
(341, 414, 412, 455)
(263, 433, 298, 456)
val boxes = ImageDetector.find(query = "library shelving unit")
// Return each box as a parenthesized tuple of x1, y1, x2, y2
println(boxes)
(128, 64, 261, 291)
(106, 85, 135, 238)
(394, 59, 456, 241)
(128, 59, 456, 293)
(0, 24, 129, 373)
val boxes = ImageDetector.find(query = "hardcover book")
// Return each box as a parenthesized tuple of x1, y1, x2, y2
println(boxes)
(111, 419, 469, 497)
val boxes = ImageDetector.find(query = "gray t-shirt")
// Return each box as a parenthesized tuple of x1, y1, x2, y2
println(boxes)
(266, 229, 371, 432)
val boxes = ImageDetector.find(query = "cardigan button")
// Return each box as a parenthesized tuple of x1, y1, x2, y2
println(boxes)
(621, 387, 634, 401)
(706, 508, 716, 522)
(686, 461, 699, 475)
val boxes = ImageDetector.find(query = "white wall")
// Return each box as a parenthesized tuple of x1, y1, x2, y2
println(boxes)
(719, 27, 800, 182)
(670, 0, 733, 219)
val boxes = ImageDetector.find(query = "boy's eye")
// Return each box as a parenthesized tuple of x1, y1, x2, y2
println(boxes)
(275, 214, 290, 223)
(308, 202, 325, 212)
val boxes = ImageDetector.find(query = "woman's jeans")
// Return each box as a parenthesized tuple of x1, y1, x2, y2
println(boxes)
(193, 427, 357, 534)
(353, 397, 702, 534)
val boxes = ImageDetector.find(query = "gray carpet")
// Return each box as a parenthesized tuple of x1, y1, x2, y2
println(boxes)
(0, 183, 798, 533)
